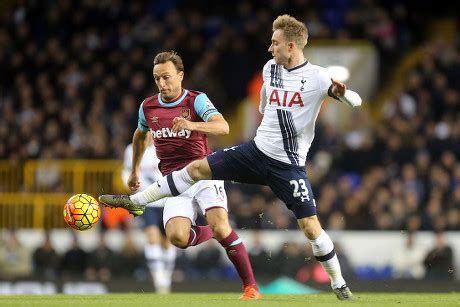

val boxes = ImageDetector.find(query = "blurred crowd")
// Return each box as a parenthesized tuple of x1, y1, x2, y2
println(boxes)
(0, 229, 344, 283)
(0, 0, 424, 160)
(0, 229, 454, 283)
(0, 231, 144, 281)
(0, 0, 459, 232)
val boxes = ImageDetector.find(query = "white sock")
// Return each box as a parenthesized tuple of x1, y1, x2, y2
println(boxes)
(130, 168, 195, 206)
(161, 247, 177, 292)
(145, 244, 163, 272)
(309, 229, 346, 289)
(153, 269, 170, 293)
(163, 246, 177, 272)
(171, 168, 195, 192)
(145, 244, 170, 293)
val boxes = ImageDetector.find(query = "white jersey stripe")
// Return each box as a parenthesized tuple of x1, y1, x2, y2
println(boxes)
(277, 109, 299, 165)
(276, 110, 295, 164)
(281, 110, 295, 156)
(285, 111, 300, 164)
(286, 111, 300, 161)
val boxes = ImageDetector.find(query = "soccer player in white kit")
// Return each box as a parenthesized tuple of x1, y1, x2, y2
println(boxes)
(122, 142, 176, 293)
(101, 15, 361, 300)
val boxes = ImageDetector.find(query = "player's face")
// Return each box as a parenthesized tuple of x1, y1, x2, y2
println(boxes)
(268, 30, 291, 66)
(153, 61, 184, 101)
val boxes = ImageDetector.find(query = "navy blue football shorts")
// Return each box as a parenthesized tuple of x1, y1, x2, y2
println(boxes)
(207, 140, 316, 219)
(142, 206, 166, 235)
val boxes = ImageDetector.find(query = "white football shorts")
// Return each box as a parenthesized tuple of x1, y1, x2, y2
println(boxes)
(160, 180, 227, 227)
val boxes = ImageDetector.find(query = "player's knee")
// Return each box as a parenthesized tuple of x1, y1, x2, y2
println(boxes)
(208, 215, 231, 241)
(167, 231, 189, 249)
(298, 216, 322, 239)
(211, 224, 229, 240)
(187, 159, 211, 181)
(187, 161, 201, 180)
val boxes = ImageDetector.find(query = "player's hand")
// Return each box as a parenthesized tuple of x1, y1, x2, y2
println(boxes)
(127, 172, 141, 192)
(331, 78, 347, 97)
(172, 117, 195, 133)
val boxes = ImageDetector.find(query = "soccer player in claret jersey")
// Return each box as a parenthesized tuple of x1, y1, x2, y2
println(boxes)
(101, 15, 361, 300)
(101, 51, 261, 300)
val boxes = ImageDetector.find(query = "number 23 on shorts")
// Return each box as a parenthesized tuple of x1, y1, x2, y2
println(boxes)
(289, 179, 310, 202)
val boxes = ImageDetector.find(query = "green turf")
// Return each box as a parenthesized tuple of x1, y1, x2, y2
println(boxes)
(0, 293, 459, 307)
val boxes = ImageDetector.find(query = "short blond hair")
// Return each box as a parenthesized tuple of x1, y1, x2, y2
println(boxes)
(272, 14, 308, 49)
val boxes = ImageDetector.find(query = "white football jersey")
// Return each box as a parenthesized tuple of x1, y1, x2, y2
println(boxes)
(122, 143, 163, 190)
(254, 59, 333, 166)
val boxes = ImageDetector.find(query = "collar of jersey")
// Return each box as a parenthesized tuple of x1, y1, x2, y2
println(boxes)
(286, 60, 309, 72)
(158, 89, 188, 107)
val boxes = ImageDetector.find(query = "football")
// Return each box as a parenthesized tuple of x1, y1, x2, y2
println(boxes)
(63, 193, 101, 231)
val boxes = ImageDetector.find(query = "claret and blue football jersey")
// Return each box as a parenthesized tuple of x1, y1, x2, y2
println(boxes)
(138, 89, 220, 175)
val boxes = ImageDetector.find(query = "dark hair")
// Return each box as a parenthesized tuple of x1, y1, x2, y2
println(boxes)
(153, 51, 184, 72)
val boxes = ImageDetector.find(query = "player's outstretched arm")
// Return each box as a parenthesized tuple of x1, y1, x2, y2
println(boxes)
(172, 114, 229, 135)
(129, 128, 149, 191)
(331, 78, 362, 107)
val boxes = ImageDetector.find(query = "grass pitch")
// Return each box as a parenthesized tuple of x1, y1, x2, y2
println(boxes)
(1, 293, 459, 307)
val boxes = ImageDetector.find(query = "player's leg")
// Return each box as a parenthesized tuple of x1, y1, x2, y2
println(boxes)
(197, 180, 261, 300)
(163, 195, 214, 249)
(266, 162, 352, 300)
(143, 207, 170, 293)
(297, 216, 352, 300)
(160, 235, 176, 293)
(99, 158, 211, 210)
(99, 141, 267, 209)
(128, 158, 210, 206)
(165, 217, 214, 248)
(155, 207, 176, 294)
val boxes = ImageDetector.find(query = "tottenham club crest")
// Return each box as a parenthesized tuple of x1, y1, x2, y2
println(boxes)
(181, 109, 191, 120)
(300, 78, 306, 91)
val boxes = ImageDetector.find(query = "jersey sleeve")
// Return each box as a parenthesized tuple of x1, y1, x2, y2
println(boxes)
(262, 60, 271, 83)
(317, 67, 337, 100)
(137, 100, 149, 132)
(259, 83, 267, 114)
(194, 93, 221, 122)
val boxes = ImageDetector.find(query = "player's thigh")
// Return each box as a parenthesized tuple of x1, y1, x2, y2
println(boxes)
(193, 180, 228, 215)
(267, 166, 317, 219)
(162, 196, 197, 229)
(207, 141, 267, 184)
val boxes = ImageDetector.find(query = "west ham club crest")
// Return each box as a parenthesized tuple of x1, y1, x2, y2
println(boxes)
(181, 109, 191, 120)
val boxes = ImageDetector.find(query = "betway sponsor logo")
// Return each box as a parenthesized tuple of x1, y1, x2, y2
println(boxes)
(151, 127, 192, 139)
